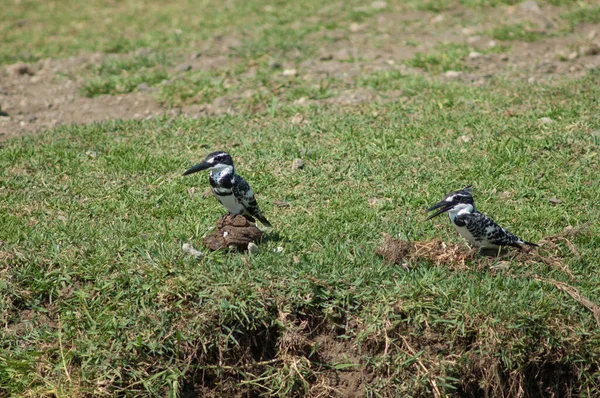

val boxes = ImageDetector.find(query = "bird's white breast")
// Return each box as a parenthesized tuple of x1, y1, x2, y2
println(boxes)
(453, 223, 477, 246)
(216, 193, 245, 214)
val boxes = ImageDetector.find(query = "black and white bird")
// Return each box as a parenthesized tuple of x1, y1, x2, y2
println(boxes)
(425, 186, 538, 250)
(183, 151, 272, 227)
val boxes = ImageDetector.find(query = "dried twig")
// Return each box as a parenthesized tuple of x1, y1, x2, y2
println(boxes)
(400, 336, 442, 398)
(534, 276, 600, 328)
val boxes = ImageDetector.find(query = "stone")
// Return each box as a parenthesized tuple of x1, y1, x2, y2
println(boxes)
(444, 70, 462, 79)
(269, 60, 282, 69)
(7, 62, 34, 76)
(291, 113, 304, 125)
(519, 0, 540, 12)
(182, 243, 203, 258)
(176, 64, 192, 72)
(371, 0, 387, 9)
(247, 242, 259, 253)
(292, 158, 305, 170)
(282, 69, 297, 76)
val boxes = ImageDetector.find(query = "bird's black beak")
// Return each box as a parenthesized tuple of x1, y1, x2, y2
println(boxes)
(183, 161, 210, 176)
(424, 201, 452, 221)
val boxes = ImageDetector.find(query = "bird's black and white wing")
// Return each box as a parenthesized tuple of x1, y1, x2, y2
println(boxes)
(232, 175, 272, 227)
(455, 212, 535, 248)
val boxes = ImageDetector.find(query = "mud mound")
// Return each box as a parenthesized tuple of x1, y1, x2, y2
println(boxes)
(203, 214, 263, 251)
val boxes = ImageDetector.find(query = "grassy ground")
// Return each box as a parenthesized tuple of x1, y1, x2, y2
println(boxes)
(2, 0, 600, 397)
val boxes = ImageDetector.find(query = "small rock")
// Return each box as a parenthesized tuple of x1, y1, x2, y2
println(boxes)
(370, 0, 387, 9)
(19, 121, 25, 127)
(7, 62, 34, 76)
(431, 15, 444, 23)
(291, 113, 304, 125)
(519, 0, 540, 12)
(213, 96, 228, 107)
(269, 60, 282, 69)
(583, 44, 600, 56)
(137, 82, 150, 92)
(467, 35, 482, 44)
(548, 197, 562, 205)
(567, 51, 578, 60)
(292, 158, 305, 170)
(275, 246, 284, 253)
(457, 135, 472, 143)
(349, 22, 367, 33)
(273, 200, 290, 207)
(191, 52, 202, 60)
(294, 97, 307, 105)
(444, 70, 462, 79)
(247, 242, 260, 254)
(282, 69, 297, 77)
(468, 51, 483, 59)
(528, 77, 536, 84)
(539, 117, 553, 124)
(182, 243, 203, 258)
(488, 40, 497, 48)
(176, 64, 192, 72)
(491, 261, 511, 271)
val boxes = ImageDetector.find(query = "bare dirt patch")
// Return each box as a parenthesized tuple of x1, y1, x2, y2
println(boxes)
(0, 56, 164, 141)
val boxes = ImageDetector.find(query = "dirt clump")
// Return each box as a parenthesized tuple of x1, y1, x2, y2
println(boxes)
(202, 214, 263, 251)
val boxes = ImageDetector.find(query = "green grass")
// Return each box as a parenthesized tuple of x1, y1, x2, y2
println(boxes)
(561, 4, 600, 27)
(0, 0, 379, 66)
(3, 0, 600, 396)
(408, 43, 472, 73)
(490, 23, 548, 42)
(80, 53, 171, 97)
(2, 73, 600, 396)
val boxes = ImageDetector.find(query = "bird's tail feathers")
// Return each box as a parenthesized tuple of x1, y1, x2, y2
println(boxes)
(522, 240, 539, 247)
(257, 216, 272, 228)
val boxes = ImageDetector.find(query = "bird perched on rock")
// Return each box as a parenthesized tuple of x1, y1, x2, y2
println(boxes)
(425, 186, 537, 250)
(183, 151, 272, 227)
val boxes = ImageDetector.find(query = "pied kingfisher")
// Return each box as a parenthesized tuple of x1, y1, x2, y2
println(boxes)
(183, 151, 272, 227)
(425, 186, 538, 249)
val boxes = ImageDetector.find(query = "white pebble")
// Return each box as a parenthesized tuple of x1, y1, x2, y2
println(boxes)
(248, 242, 259, 253)
(182, 243, 203, 258)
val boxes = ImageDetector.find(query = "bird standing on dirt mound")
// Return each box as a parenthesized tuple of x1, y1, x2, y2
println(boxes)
(183, 151, 272, 227)
(425, 186, 538, 250)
